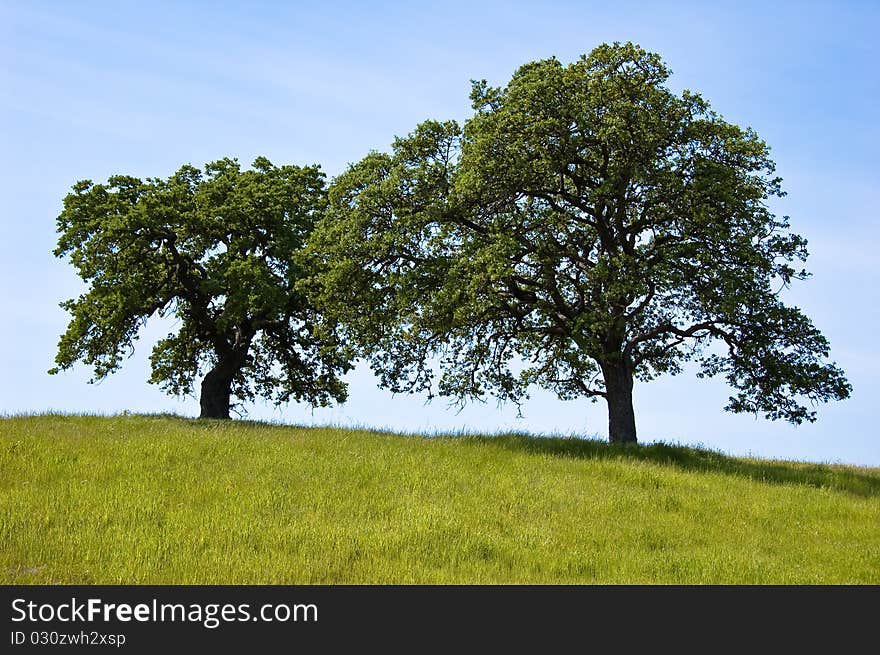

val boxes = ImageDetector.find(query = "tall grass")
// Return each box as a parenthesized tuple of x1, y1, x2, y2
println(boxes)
(1, 414, 878, 583)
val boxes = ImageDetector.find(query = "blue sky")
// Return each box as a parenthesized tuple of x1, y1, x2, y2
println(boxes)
(2, 1, 878, 466)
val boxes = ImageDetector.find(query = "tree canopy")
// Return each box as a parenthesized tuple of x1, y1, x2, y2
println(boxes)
(52, 157, 352, 419)
(307, 42, 850, 442)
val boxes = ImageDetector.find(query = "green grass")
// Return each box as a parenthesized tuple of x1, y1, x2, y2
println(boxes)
(1, 414, 878, 584)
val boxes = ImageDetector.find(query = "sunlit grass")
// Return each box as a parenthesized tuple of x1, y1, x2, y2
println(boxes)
(1, 414, 878, 583)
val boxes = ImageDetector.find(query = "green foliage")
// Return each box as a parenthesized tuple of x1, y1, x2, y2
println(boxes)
(2, 415, 879, 584)
(308, 42, 850, 426)
(52, 158, 352, 414)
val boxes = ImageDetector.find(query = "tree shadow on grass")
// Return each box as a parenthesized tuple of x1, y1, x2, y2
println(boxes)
(133, 415, 880, 498)
(470, 433, 880, 498)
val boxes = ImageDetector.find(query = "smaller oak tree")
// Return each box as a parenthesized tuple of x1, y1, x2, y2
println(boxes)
(51, 157, 351, 419)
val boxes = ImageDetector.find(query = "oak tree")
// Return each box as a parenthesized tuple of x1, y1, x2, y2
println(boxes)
(52, 157, 351, 419)
(307, 42, 850, 443)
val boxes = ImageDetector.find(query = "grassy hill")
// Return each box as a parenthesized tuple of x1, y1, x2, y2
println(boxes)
(1, 414, 878, 584)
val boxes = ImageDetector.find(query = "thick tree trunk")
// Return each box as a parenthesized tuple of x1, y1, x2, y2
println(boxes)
(199, 329, 253, 419)
(199, 364, 235, 419)
(199, 345, 250, 419)
(602, 356, 637, 444)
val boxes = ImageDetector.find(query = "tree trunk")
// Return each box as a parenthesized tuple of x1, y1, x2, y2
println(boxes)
(602, 356, 637, 444)
(199, 330, 253, 419)
(199, 363, 235, 419)
(199, 346, 250, 419)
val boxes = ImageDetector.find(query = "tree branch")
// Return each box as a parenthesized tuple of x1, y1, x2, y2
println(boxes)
(624, 320, 721, 359)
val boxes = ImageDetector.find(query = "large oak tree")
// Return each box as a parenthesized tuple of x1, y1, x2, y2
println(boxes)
(307, 42, 850, 443)
(52, 157, 352, 419)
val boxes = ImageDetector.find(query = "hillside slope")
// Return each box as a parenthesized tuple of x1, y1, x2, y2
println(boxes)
(1, 414, 878, 583)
